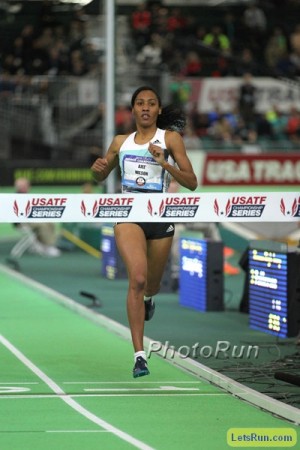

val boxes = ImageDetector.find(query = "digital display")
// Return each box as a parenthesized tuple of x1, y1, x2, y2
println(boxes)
(101, 224, 127, 280)
(248, 240, 289, 338)
(101, 224, 118, 279)
(179, 235, 223, 312)
(179, 237, 208, 311)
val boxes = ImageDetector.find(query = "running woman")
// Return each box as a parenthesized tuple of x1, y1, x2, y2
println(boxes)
(91, 86, 197, 377)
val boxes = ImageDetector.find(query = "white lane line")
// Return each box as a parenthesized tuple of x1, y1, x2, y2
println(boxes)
(63, 381, 202, 384)
(0, 386, 30, 393)
(0, 382, 39, 385)
(0, 393, 227, 399)
(46, 430, 110, 433)
(0, 334, 155, 450)
(84, 387, 199, 392)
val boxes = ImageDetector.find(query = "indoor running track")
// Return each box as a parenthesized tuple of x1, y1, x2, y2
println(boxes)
(0, 265, 298, 450)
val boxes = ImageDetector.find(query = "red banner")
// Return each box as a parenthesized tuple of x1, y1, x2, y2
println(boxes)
(202, 153, 300, 186)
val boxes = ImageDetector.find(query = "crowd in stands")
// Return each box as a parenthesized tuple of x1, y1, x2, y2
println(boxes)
(128, 0, 300, 149)
(130, 0, 300, 79)
(0, 1, 100, 83)
(1, 1, 300, 81)
(0, 0, 300, 152)
(113, 70, 300, 150)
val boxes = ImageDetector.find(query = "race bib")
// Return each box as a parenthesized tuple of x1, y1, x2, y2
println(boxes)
(122, 155, 164, 191)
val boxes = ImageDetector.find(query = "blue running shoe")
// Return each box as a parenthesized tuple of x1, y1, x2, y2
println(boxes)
(145, 298, 155, 321)
(133, 357, 150, 378)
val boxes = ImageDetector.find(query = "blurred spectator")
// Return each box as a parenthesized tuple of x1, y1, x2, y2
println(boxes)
(208, 115, 234, 144)
(243, 1, 267, 55)
(81, 39, 101, 74)
(27, 39, 50, 75)
(207, 104, 222, 127)
(2, 55, 19, 75)
(255, 114, 273, 138)
(265, 26, 288, 69)
(240, 129, 261, 154)
(243, 1, 267, 39)
(150, 6, 169, 38)
(167, 7, 186, 34)
(234, 48, 259, 76)
(243, 2, 267, 34)
(131, 2, 152, 50)
(182, 123, 202, 150)
(166, 50, 185, 75)
(265, 105, 288, 140)
(14, 178, 61, 257)
(69, 49, 88, 76)
(290, 29, 300, 76)
(203, 25, 231, 55)
(115, 104, 134, 134)
(275, 50, 298, 77)
(47, 41, 69, 76)
(181, 51, 202, 77)
(289, 24, 300, 57)
(286, 106, 300, 143)
(223, 106, 239, 131)
(238, 72, 257, 125)
(189, 102, 209, 137)
(136, 33, 163, 69)
(10, 37, 25, 73)
(0, 72, 17, 96)
(211, 54, 231, 78)
(68, 17, 87, 52)
(233, 117, 257, 146)
(223, 12, 237, 48)
(168, 75, 191, 109)
(20, 24, 35, 64)
(193, 25, 207, 45)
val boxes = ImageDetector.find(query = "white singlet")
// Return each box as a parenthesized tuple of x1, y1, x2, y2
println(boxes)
(119, 128, 175, 193)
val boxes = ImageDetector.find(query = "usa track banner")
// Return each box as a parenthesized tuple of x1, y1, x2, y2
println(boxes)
(0, 193, 299, 223)
(201, 153, 300, 186)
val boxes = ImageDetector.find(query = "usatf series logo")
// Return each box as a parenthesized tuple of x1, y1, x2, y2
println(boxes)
(280, 197, 300, 217)
(13, 198, 67, 218)
(81, 197, 134, 218)
(147, 196, 200, 218)
(214, 196, 267, 217)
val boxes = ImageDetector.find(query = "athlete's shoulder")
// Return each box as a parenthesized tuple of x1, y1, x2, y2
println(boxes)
(165, 129, 180, 136)
(112, 133, 132, 148)
(165, 129, 183, 144)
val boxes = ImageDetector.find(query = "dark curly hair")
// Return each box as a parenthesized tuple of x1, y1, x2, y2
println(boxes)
(131, 85, 186, 132)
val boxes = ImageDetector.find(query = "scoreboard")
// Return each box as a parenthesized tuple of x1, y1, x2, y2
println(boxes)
(101, 224, 126, 280)
(248, 240, 300, 338)
(179, 233, 224, 312)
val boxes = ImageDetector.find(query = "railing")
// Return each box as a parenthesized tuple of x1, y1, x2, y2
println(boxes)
(0, 75, 103, 161)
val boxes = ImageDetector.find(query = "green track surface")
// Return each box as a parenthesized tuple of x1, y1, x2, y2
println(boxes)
(1, 268, 299, 450)
(1, 185, 299, 449)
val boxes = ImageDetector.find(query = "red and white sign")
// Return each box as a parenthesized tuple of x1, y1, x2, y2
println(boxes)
(0, 192, 299, 223)
(202, 153, 300, 186)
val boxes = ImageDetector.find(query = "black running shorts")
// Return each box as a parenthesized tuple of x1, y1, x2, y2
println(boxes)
(115, 222, 175, 240)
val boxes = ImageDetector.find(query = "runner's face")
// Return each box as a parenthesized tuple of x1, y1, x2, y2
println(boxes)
(132, 90, 161, 127)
